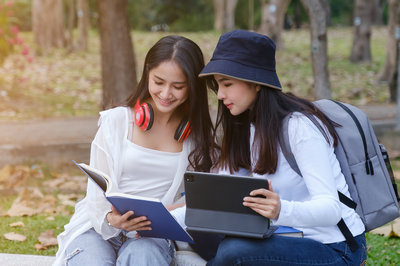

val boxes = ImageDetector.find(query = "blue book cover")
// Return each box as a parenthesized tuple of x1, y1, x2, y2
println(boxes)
(107, 195, 193, 243)
(73, 161, 194, 243)
(274, 226, 303, 238)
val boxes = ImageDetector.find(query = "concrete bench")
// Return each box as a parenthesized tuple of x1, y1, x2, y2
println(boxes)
(0, 243, 206, 266)
(0, 253, 55, 266)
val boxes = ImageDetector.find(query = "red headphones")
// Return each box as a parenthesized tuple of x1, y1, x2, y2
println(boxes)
(134, 100, 191, 142)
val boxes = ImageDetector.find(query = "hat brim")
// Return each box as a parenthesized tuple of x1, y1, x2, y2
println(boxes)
(199, 59, 282, 90)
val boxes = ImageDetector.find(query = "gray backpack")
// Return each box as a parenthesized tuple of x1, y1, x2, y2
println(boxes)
(279, 99, 400, 251)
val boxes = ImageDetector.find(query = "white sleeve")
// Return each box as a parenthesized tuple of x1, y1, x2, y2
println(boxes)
(170, 205, 187, 228)
(275, 116, 342, 227)
(86, 117, 121, 240)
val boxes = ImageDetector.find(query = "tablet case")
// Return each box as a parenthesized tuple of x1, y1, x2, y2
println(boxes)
(184, 171, 277, 239)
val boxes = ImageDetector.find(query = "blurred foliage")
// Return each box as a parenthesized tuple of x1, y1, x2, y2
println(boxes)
(4, 0, 391, 32)
(235, 0, 262, 29)
(0, 27, 392, 121)
(0, 0, 31, 66)
(8, 0, 31, 31)
(128, 0, 214, 31)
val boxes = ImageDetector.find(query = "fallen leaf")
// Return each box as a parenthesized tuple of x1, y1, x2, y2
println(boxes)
(0, 165, 12, 183)
(59, 180, 83, 192)
(9, 221, 24, 227)
(35, 243, 46, 251)
(37, 230, 58, 248)
(5, 187, 58, 216)
(6, 202, 36, 216)
(4, 232, 26, 241)
(43, 178, 65, 189)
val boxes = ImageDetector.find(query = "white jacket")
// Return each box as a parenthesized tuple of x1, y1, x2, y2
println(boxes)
(53, 106, 192, 266)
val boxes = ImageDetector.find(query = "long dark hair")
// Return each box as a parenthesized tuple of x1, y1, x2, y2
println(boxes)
(210, 83, 338, 175)
(125, 35, 215, 172)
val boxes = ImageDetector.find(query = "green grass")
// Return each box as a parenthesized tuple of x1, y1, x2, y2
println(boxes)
(366, 233, 400, 265)
(0, 215, 70, 255)
(0, 162, 84, 255)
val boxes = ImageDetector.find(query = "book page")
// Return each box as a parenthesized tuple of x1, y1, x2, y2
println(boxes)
(74, 161, 112, 193)
(107, 192, 160, 202)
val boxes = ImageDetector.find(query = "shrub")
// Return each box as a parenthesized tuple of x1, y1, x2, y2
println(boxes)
(0, 1, 31, 65)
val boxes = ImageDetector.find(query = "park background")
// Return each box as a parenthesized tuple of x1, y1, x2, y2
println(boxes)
(0, 0, 399, 265)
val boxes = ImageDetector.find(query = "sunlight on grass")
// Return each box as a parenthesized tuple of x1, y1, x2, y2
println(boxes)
(0, 215, 70, 255)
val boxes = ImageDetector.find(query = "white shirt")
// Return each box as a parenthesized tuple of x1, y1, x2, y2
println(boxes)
(170, 113, 365, 244)
(54, 107, 191, 266)
(250, 113, 365, 243)
(119, 130, 181, 199)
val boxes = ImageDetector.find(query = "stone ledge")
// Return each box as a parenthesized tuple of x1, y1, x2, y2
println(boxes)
(0, 253, 55, 266)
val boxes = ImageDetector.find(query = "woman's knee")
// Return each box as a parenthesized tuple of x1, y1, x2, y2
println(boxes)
(211, 238, 248, 265)
(118, 238, 174, 265)
(65, 229, 116, 266)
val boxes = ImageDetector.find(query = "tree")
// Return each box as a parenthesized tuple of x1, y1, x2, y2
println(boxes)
(66, 0, 75, 50)
(32, 0, 65, 54)
(388, 1, 400, 102)
(77, 0, 89, 51)
(213, 0, 238, 32)
(377, 0, 400, 102)
(301, 0, 331, 99)
(349, 0, 372, 62)
(371, 0, 384, 26)
(97, 0, 137, 110)
(259, 0, 291, 49)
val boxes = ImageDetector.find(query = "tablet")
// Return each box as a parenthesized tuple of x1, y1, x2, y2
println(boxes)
(184, 171, 277, 239)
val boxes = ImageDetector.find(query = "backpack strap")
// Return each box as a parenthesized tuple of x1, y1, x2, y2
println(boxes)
(337, 219, 359, 252)
(279, 115, 302, 176)
(279, 112, 359, 252)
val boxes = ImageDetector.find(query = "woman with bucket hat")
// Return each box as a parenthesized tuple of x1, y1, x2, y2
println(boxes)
(200, 30, 367, 265)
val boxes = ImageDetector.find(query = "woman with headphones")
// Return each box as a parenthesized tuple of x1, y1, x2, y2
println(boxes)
(54, 35, 216, 265)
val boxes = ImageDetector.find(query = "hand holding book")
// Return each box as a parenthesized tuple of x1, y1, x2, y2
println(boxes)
(73, 160, 194, 243)
(106, 206, 152, 233)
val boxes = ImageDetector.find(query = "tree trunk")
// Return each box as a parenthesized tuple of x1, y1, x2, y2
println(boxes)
(225, 0, 238, 32)
(77, 0, 89, 51)
(259, 0, 291, 49)
(213, 0, 238, 32)
(389, 1, 400, 103)
(371, 0, 384, 26)
(377, 0, 400, 86)
(32, 0, 65, 55)
(97, 0, 137, 110)
(249, 0, 254, 30)
(293, 1, 303, 29)
(66, 0, 75, 51)
(321, 0, 331, 26)
(349, 0, 372, 63)
(301, 0, 331, 99)
(213, 0, 225, 31)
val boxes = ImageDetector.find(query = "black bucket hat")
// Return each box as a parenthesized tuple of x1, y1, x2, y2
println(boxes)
(199, 29, 282, 90)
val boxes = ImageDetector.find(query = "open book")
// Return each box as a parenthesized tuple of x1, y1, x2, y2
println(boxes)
(73, 161, 193, 243)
